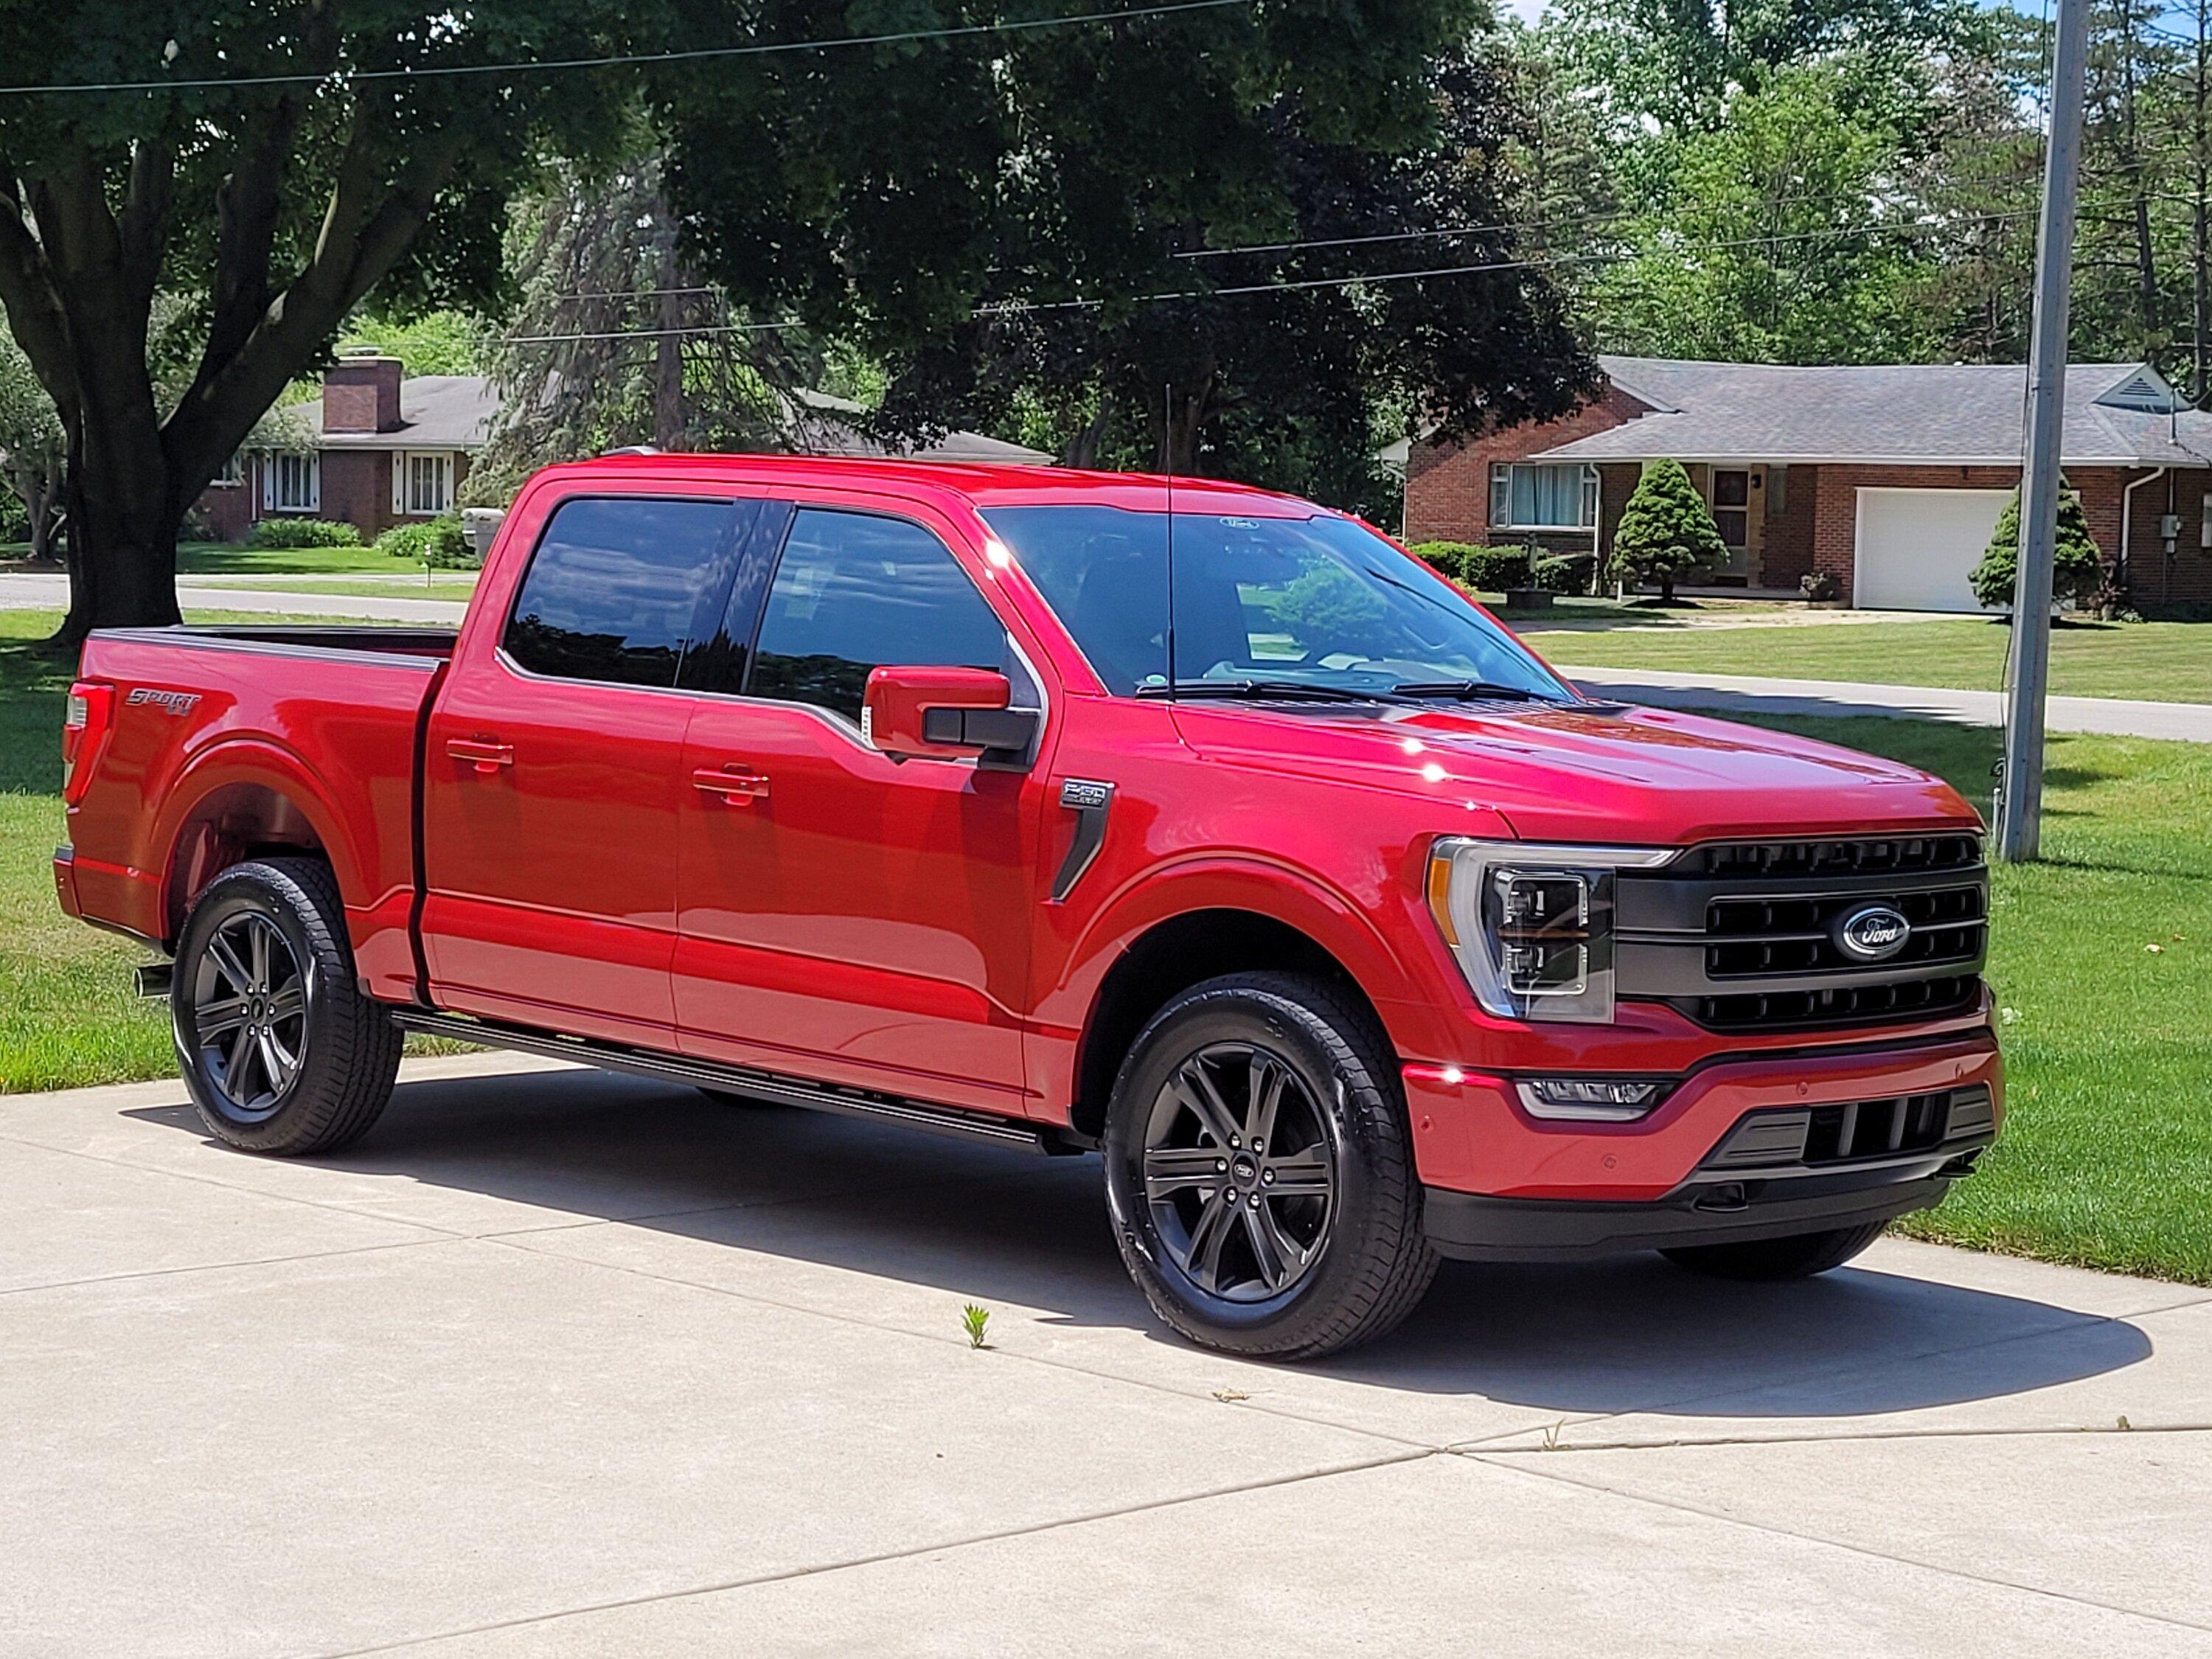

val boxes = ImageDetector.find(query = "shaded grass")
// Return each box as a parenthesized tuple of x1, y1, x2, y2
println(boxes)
(1540, 616, 2212, 704)
(173, 540, 423, 577)
(1729, 712, 2212, 1283)
(1, 609, 457, 1093)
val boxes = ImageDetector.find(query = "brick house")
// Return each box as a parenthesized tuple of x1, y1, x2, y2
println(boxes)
(198, 353, 494, 543)
(1394, 357, 2212, 612)
(197, 356, 1053, 545)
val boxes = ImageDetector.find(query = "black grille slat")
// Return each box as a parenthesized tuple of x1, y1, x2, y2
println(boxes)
(1682, 973, 1982, 1032)
(1691, 835, 1982, 880)
(1715, 1089, 1972, 1170)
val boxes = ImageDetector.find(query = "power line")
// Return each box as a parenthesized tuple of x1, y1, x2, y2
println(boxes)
(0, 0, 1253, 98)
(501, 209, 2042, 344)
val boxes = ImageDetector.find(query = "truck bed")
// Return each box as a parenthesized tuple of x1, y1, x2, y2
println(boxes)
(60, 624, 456, 1001)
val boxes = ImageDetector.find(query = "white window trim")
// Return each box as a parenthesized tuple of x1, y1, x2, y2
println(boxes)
(262, 450, 321, 514)
(392, 450, 458, 517)
(1489, 461, 1600, 534)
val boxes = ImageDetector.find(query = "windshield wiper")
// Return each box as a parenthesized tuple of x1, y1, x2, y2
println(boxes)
(1134, 678, 1399, 703)
(1388, 680, 1558, 702)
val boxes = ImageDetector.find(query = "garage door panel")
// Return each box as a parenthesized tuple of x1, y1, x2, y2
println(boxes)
(1855, 487, 2011, 613)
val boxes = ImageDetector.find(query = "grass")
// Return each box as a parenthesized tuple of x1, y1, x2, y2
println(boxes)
(173, 540, 422, 577)
(1735, 712, 2212, 1284)
(1536, 615, 2212, 704)
(1482, 594, 1791, 627)
(5, 602, 2208, 1285)
(0, 608, 451, 1093)
(228, 577, 477, 602)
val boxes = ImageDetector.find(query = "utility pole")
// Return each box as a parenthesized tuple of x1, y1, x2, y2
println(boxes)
(1997, 0, 2092, 864)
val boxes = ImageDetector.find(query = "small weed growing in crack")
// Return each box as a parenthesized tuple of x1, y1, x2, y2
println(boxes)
(962, 1304, 991, 1349)
(1540, 1420, 1566, 1452)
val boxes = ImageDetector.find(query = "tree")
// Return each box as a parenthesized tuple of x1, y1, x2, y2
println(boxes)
(653, 0, 1529, 509)
(1969, 479, 2107, 611)
(0, 3, 658, 644)
(1610, 459, 1725, 602)
(466, 148, 808, 509)
(0, 331, 64, 560)
(848, 49, 1594, 517)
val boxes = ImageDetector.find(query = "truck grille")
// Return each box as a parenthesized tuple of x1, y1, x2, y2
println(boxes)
(1618, 835, 1989, 1034)
(1703, 1085, 1997, 1170)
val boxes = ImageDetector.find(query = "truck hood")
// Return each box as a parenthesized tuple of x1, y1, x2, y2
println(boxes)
(1171, 696, 1981, 846)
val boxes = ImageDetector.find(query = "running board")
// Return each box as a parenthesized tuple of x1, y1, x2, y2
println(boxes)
(389, 1008, 1070, 1155)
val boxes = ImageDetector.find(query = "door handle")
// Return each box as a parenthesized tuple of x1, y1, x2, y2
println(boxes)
(692, 765, 771, 804)
(447, 737, 514, 774)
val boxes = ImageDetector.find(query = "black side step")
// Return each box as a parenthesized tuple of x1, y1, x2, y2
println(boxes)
(389, 1008, 1071, 1155)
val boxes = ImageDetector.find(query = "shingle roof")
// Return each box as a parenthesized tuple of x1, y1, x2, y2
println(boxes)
(782, 389, 1054, 464)
(313, 375, 499, 450)
(1530, 357, 2212, 467)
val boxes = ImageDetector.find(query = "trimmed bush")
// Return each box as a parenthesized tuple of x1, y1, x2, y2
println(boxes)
(374, 521, 438, 563)
(374, 516, 476, 568)
(1969, 479, 2105, 611)
(1408, 540, 1481, 582)
(1531, 553, 1594, 595)
(248, 517, 361, 549)
(1408, 540, 1547, 592)
(1610, 459, 1725, 603)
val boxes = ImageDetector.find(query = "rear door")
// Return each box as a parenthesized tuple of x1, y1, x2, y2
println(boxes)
(422, 492, 760, 1046)
(672, 502, 1051, 1116)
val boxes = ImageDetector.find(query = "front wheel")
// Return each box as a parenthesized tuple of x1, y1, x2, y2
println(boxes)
(1660, 1221, 1888, 1281)
(172, 858, 402, 1155)
(1102, 973, 1437, 1360)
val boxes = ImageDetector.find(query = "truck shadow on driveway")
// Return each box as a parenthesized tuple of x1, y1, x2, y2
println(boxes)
(128, 1062, 2152, 1420)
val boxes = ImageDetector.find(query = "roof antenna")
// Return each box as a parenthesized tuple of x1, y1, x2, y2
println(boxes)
(1164, 380, 1178, 703)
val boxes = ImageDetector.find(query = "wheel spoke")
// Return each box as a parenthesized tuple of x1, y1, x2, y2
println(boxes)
(1170, 1060, 1242, 1147)
(1143, 1144, 1224, 1200)
(1241, 1202, 1290, 1290)
(247, 919, 272, 992)
(255, 1027, 292, 1094)
(268, 981, 306, 1023)
(1183, 1191, 1238, 1294)
(1265, 1144, 1332, 1198)
(206, 933, 254, 996)
(197, 995, 251, 1039)
(1246, 1054, 1285, 1152)
(225, 1023, 259, 1098)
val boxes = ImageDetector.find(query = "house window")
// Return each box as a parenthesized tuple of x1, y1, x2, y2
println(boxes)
(1489, 462, 1598, 530)
(393, 451, 456, 516)
(212, 453, 244, 487)
(264, 451, 319, 513)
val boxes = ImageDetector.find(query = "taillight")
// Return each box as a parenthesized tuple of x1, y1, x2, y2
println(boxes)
(63, 681, 114, 805)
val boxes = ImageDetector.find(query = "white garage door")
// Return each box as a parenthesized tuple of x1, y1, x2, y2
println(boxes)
(1854, 487, 2011, 613)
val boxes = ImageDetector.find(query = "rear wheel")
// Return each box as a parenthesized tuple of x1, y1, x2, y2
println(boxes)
(173, 858, 402, 1155)
(1660, 1222, 1887, 1281)
(1102, 972, 1437, 1360)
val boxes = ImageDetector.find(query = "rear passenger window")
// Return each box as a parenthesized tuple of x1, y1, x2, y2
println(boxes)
(748, 509, 1006, 721)
(504, 498, 744, 687)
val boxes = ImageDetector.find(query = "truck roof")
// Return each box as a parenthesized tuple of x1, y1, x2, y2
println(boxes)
(524, 451, 1328, 518)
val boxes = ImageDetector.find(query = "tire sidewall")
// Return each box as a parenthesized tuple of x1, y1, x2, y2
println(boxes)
(1103, 982, 1398, 1351)
(172, 865, 331, 1150)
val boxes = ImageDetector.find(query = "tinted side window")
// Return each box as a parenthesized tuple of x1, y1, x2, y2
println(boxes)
(748, 509, 1006, 720)
(504, 498, 745, 687)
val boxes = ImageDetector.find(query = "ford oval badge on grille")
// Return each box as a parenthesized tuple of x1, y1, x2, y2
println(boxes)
(1835, 902, 1911, 961)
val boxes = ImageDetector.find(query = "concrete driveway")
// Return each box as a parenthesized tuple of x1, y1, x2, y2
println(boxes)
(5, 1053, 2208, 1657)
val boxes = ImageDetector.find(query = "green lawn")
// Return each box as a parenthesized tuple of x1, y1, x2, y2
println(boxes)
(6, 605, 2208, 1284)
(1532, 614, 2212, 704)
(173, 540, 421, 577)
(230, 576, 477, 602)
(1740, 712, 2212, 1283)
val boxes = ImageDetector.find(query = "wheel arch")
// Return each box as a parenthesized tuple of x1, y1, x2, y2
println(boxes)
(153, 745, 356, 945)
(1065, 868, 1416, 1142)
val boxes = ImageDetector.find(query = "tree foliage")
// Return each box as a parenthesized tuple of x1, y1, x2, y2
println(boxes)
(1610, 459, 1725, 602)
(1970, 480, 2107, 611)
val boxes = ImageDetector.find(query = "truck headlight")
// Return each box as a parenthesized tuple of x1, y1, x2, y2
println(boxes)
(1425, 839, 1677, 1024)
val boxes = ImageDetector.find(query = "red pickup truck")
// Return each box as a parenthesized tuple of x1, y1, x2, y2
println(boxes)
(55, 454, 2000, 1357)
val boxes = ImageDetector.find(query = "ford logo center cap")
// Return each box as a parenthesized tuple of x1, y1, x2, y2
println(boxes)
(1835, 902, 1911, 961)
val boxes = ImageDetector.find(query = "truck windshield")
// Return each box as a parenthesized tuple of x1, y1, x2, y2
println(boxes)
(981, 505, 1570, 703)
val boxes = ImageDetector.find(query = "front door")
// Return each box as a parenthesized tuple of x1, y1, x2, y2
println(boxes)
(1708, 467, 1765, 579)
(422, 492, 757, 1046)
(673, 504, 1051, 1116)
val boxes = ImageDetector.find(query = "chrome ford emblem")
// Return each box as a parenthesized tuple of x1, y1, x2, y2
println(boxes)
(1835, 903, 1910, 961)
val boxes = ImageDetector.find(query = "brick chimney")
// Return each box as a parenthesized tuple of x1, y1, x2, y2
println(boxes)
(323, 350, 403, 434)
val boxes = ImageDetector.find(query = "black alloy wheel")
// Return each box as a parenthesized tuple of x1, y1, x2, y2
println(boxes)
(188, 910, 310, 1122)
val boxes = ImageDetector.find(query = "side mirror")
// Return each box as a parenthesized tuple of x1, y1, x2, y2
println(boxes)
(863, 666, 1038, 762)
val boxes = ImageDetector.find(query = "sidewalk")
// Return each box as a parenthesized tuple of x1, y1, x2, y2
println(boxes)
(4, 1053, 2208, 1656)
(1561, 662, 2212, 742)
(0, 568, 468, 625)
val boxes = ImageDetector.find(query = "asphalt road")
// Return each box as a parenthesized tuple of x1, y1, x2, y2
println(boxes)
(4, 1052, 2208, 1656)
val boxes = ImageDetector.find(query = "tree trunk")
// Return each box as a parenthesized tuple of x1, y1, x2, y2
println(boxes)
(53, 434, 183, 647)
(27, 470, 58, 562)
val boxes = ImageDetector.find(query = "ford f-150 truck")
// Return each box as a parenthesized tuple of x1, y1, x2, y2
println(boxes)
(55, 454, 2001, 1357)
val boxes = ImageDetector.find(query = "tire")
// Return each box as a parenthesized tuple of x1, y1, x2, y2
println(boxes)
(171, 857, 403, 1156)
(1101, 972, 1439, 1360)
(1660, 1221, 1888, 1282)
